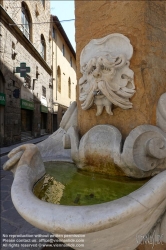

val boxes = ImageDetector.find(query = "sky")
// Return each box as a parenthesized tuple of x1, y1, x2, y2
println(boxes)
(50, 1, 76, 51)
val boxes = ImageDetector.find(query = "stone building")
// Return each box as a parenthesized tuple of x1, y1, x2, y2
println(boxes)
(0, 0, 52, 145)
(0, 0, 77, 145)
(51, 15, 77, 131)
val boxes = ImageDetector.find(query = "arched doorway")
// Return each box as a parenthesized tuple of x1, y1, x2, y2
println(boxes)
(0, 71, 5, 145)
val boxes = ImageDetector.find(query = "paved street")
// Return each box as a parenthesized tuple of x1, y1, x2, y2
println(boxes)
(1, 155, 49, 250)
(0, 136, 73, 250)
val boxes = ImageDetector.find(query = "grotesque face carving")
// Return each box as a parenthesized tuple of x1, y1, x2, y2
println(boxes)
(79, 34, 135, 116)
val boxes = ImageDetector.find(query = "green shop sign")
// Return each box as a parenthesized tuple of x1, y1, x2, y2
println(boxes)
(0, 93, 6, 105)
(41, 105, 48, 113)
(20, 99, 34, 110)
(16, 62, 30, 78)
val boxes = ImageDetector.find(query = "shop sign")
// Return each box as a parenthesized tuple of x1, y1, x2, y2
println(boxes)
(41, 105, 48, 113)
(20, 99, 34, 110)
(0, 93, 6, 105)
(16, 62, 30, 78)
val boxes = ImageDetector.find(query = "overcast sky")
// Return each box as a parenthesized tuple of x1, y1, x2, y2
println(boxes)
(50, 1, 76, 50)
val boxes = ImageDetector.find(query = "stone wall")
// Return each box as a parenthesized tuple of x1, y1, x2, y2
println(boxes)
(2, 0, 51, 66)
(75, 1, 166, 139)
(0, 1, 52, 145)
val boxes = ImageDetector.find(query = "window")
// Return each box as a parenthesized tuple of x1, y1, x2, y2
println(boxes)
(21, 3, 31, 40)
(70, 56, 72, 67)
(62, 44, 65, 56)
(40, 34, 46, 60)
(68, 77, 71, 99)
(36, 66, 40, 79)
(52, 27, 56, 39)
(12, 42, 16, 60)
(12, 42, 15, 50)
(25, 74, 31, 88)
(32, 79, 36, 90)
(57, 66, 61, 93)
(42, 86, 46, 97)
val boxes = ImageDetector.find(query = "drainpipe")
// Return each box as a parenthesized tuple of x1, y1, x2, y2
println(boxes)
(51, 23, 54, 133)
(55, 28, 57, 101)
(51, 16, 58, 132)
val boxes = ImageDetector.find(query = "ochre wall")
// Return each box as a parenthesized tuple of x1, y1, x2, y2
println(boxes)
(75, 1, 166, 139)
(52, 25, 77, 109)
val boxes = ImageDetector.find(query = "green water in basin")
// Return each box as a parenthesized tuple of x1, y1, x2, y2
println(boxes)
(33, 162, 148, 206)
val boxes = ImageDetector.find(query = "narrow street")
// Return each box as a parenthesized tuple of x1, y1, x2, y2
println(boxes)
(0, 138, 73, 250)
(1, 154, 49, 250)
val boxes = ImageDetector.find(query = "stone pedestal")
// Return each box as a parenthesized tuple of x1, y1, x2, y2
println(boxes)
(75, 1, 166, 139)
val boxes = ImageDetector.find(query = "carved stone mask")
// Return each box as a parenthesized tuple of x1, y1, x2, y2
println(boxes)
(79, 34, 135, 116)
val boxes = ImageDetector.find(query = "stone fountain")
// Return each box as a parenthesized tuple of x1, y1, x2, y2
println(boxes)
(3, 33, 166, 250)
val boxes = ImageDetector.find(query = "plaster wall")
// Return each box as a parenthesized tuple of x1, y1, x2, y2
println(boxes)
(52, 27, 77, 108)
(75, 1, 166, 139)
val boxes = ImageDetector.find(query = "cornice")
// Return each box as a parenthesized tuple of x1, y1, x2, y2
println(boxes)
(52, 15, 76, 59)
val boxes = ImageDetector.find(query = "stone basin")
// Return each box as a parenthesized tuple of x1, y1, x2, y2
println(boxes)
(3, 93, 166, 249)
(33, 161, 148, 206)
(3, 130, 166, 250)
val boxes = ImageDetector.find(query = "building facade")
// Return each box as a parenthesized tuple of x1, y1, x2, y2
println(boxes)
(0, 1, 77, 146)
(51, 15, 77, 131)
(0, 0, 52, 145)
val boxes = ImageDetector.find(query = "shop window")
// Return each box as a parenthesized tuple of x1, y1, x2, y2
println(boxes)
(40, 34, 46, 60)
(57, 66, 61, 93)
(68, 77, 71, 99)
(41, 113, 47, 130)
(42, 86, 46, 97)
(21, 2, 32, 41)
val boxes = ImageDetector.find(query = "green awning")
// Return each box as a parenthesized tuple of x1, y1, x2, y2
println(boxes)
(41, 105, 48, 113)
(0, 93, 6, 105)
(20, 99, 34, 110)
